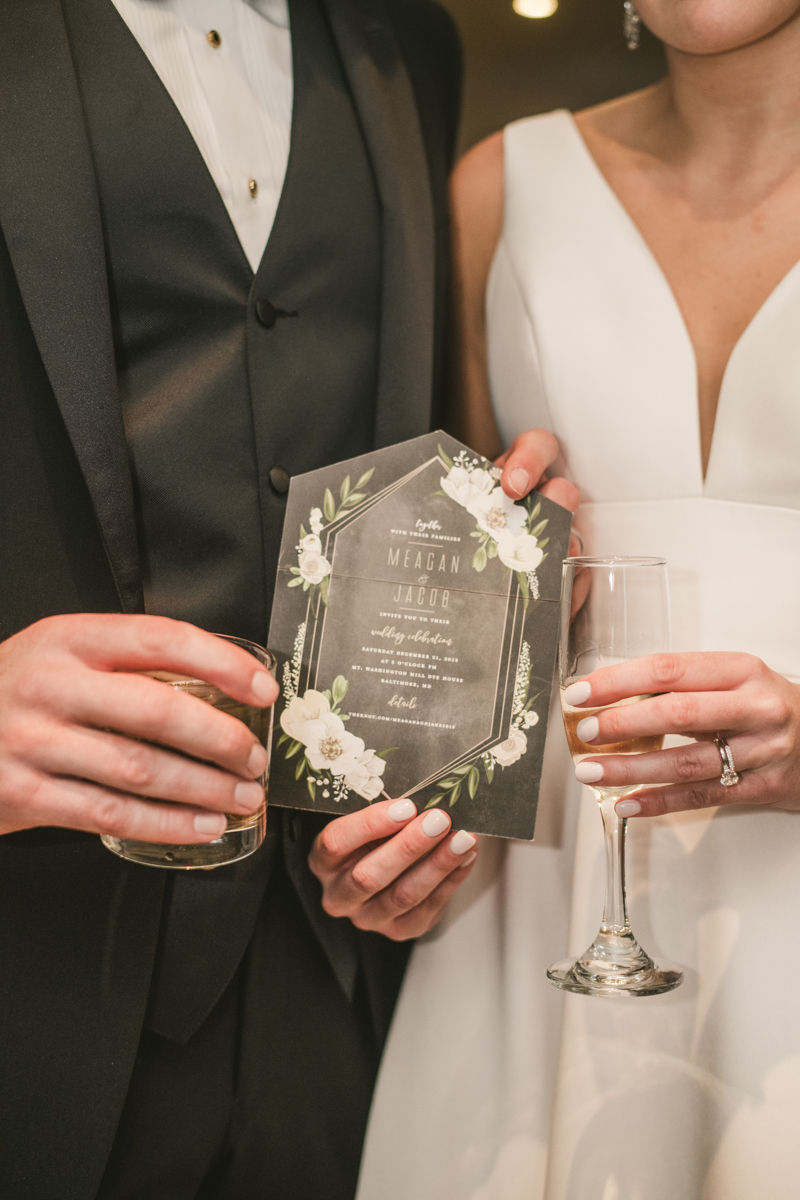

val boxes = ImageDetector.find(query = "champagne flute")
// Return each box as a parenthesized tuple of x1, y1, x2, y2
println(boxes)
(547, 556, 683, 997)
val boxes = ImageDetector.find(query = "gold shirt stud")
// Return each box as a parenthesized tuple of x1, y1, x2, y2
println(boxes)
(207, 30, 222, 48)
(248, 179, 258, 199)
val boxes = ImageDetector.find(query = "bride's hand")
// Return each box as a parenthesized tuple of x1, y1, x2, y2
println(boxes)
(494, 428, 581, 552)
(566, 652, 800, 816)
(308, 799, 478, 940)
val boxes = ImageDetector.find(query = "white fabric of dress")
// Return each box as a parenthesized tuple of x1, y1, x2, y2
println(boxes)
(357, 110, 800, 1200)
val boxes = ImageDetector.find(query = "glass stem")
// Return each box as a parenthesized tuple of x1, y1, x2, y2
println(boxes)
(598, 796, 630, 936)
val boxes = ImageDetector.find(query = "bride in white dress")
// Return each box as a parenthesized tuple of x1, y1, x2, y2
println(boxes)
(357, 2, 800, 1197)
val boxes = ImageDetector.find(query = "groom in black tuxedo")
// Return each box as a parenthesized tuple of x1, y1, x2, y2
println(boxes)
(0, 0, 461, 1196)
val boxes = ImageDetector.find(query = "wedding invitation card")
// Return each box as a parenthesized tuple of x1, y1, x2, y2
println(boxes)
(267, 432, 572, 839)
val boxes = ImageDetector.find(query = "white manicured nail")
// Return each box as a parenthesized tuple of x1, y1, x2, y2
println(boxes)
(576, 716, 599, 742)
(459, 850, 478, 869)
(450, 830, 477, 856)
(508, 467, 530, 496)
(564, 680, 591, 706)
(388, 798, 416, 822)
(422, 810, 450, 837)
(194, 813, 227, 837)
(234, 781, 264, 812)
(616, 799, 641, 817)
(575, 760, 604, 784)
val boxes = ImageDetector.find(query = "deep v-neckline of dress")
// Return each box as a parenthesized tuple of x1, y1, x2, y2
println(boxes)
(559, 109, 800, 491)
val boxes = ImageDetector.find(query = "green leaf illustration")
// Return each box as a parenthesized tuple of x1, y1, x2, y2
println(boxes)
(319, 575, 330, 608)
(299, 523, 308, 540)
(355, 467, 375, 489)
(323, 487, 336, 522)
(287, 576, 304, 588)
(437, 777, 460, 790)
(374, 747, 398, 759)
(306, 777, 317, 801)
(448, 782, 462, 807)
(340, 475, 351, 503)
(529, 500, 541, 520)
(276, 731, 289, 748)
(430, 489, 448, 498)
(343, 492, 367, 507)
(467, 766, 480, 799)
(321, 689, 332, 704)
(425, 794, 445, 809)
(484, 758, 495, 784)
(332, 675, 348, 704)
(438, 444, 454, 470)
(285, 739, 303, 759)
(531, 518, 549, 538)
(487, 540, 498, 558)
(537, 537, 549, 549)
(295, 755, 308, 781)
(472, 546, 487, 572)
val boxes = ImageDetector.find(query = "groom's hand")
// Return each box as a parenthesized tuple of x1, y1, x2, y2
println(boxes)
(0, 614, 277, 843)
(495, 428, 581, 550)
(308, 798, 478, 940)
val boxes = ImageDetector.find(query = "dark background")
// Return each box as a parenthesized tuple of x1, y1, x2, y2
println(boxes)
(440, 0, 667, 156)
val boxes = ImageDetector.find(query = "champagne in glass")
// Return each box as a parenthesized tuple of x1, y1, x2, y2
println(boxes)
(547, 557, 682, 997)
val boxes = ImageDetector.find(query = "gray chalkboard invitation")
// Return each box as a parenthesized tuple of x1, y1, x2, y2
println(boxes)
(267, 432, 572, 839)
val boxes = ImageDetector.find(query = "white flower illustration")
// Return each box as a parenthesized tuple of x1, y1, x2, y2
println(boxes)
(496, 532, 544, 573)
(304, 713, 366, 776)
(493, 727, 528, 767)
(309, 507, 324, 534)
(440, 465, 495, 509)
(467, 487, 527, 540)
(298, 548, 332, 585)
(280, 689, 331, 743)
(521, 709, 540, 729)
(299, 534, 321, 553)
(344, 748, 386, 800)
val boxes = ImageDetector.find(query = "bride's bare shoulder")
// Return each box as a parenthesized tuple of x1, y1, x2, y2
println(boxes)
(450, 131, 504, 241)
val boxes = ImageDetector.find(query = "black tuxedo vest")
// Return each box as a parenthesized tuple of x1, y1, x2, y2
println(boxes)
(64, 0, 382, 645)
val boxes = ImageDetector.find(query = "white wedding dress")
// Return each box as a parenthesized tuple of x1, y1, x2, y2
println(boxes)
(357, 110, 800, 1200)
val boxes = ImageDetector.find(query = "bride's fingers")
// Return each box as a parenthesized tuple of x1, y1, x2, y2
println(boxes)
(575, 734, 766, 789)
(621, 769, 775, 818)
(353, 830, 478, 930)
(566, 651, 763, 710)
(497, 428, 559, 498)
(577, 690, 752, 744)
(538, 476, 580, 513)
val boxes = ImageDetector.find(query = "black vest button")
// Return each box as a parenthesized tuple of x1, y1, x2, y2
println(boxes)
(269, 466, 290, 494)
(256, 299, 276, 328)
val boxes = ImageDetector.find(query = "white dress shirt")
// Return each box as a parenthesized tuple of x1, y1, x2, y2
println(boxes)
(112, 0, 293, 272)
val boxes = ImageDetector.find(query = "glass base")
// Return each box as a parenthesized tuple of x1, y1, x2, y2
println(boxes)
(101, 814, 265, 870)
(547, 937, 683, 997)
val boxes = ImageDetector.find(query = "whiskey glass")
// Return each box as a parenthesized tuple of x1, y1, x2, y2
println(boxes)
(102, 635, 274, 870)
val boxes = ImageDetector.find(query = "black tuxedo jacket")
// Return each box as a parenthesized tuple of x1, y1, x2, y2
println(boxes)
(0, 2, 461, 1197)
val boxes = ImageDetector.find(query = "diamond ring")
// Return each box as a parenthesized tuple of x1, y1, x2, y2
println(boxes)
(714, 734, 740, 787)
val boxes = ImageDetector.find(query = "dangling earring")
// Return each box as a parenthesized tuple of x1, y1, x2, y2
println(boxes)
(623, 0, 641, 50)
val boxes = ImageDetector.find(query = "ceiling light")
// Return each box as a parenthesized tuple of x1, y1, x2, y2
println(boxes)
(513, 0, 558, 17)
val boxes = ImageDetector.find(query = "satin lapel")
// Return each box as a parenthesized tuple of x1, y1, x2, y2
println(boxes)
(0, 0, 142, 612)
(320, 0, 435, 447)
